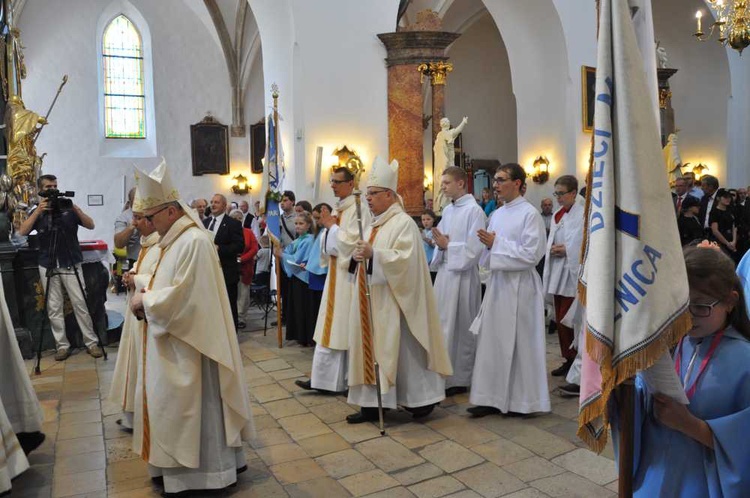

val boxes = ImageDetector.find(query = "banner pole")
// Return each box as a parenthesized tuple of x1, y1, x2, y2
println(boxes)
(272, 86, 283, 349)
(617, 378, 635, 497)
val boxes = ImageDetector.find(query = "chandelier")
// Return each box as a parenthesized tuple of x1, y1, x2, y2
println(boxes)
(694, 0, 750, 55)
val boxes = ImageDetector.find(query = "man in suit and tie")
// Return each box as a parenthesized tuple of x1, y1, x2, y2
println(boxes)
(698, 175, 719, 235)
(239, 200, 254, 230)
(205, 194, 245, 330)
(672, 177, 695, 216)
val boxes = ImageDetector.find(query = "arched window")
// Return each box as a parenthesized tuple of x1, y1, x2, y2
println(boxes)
(102, 15, 145, 138)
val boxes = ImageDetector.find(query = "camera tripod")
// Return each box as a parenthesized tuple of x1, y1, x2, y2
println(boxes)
(34, 211, 107, 374)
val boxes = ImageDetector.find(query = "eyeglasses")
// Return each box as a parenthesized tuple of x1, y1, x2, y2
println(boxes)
(144, 205, 170, 222)
(688, 299, 720, 318)
(553, 190, 575, 198)
(366, 189, 389, 197)
(330, 179, 351, 185)
(493, 177, 511, 184)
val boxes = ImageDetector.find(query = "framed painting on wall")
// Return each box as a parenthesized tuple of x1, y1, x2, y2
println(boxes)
(250, 120, 266, 174)
(581, 66, 596, 133)
(190, 115, 229, 176)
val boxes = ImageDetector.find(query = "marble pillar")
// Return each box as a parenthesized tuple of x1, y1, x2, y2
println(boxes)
(378, 31, 459, 216)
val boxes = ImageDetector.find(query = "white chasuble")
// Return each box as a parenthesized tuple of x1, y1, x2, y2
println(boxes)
(430, 193, 486, 388)
(133, 216, 253, 469)
(0, 396, 29, 494)
(312, 195, 370, 351)
(347, 202, 452, 396)
(0, 265, 42, 435)
(469, 196, 551, 414)
(109, 231, 160, 414)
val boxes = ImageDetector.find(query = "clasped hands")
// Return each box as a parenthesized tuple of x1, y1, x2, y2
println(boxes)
(129, 289, 147, 321)
(477, 229, 496, 249)
(550, 244, 567, 257)
(353, 240, 373, 262)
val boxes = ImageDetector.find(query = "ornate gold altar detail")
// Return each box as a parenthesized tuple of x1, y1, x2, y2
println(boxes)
(694, 0, 750, 55)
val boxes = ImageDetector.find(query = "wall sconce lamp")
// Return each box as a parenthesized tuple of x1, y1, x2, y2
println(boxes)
(231, 174, 250, 195)
(692, 163, 709, 181)
(424, 175, 433, 192)
(530, 156, 550, 184)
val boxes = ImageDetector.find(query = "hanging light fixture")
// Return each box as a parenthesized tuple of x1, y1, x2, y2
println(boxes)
(231, 174, 250, 195)
(694, 1, 750, 55)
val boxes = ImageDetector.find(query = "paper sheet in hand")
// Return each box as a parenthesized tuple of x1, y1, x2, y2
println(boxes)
(286, 260, 303, 268)
(639, 351, 689, 405)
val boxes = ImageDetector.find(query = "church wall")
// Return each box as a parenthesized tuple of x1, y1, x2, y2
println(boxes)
(444, 13, 517, 180)
(19, 0, 236, 246)
(652, 0, 730, 187)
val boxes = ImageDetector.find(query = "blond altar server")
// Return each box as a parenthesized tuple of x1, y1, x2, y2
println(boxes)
(296, 164, 371, 393)
(346, 157, 453, 424)
(0, 260, 44, 454)
(429, 166, 486, 395)
(469, 163, 550, 417)
(0, 396, 30, 495)
(108, 185, 161, 432)
(129, 160, 253, 496)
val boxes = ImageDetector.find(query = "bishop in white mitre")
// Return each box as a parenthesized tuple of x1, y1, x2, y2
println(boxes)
(469, 164, 550, 417)
(296, 163, 370, 393)
(129, 160, 253, 496)
(108, 179, 161, 432)
(346, 157, 453, 424)
(430, 166, 486, 395)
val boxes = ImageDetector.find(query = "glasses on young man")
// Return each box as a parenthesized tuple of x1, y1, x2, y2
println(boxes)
(553, 190, 575, 198)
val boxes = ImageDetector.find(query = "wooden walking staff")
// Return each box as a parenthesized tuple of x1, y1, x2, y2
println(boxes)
(353, 180, 385, 436)
(272, 86, 283, 349)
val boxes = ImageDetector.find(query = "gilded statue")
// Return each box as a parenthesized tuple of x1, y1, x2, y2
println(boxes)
(5, 94, 46, 185)
(432, 116, 467, 212)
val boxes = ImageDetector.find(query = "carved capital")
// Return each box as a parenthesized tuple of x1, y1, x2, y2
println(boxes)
(416, 61, 453, 86)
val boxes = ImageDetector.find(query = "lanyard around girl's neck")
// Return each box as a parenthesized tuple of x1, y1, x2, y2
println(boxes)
(674, 328, 725, 400)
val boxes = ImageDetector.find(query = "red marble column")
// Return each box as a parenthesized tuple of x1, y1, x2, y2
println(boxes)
(431, 83, 445, 147)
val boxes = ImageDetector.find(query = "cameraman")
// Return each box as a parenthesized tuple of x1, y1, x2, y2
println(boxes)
(18, 174, 103, 361)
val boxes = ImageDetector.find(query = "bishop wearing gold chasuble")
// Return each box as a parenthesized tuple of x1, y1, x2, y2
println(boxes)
(346, 157, 452, 424)
(129, 160, 253, 496)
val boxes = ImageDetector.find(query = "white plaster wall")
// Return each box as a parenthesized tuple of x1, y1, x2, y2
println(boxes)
(444, 13, 517, 166)
(20, 0, 236, 247)
(652, 0, 730, 186)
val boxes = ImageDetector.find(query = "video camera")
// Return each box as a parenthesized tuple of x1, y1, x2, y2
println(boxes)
(38, 188, 75, 212)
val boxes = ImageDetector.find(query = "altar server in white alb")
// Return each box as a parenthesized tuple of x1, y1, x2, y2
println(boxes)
(430, 166, 486, 396)
(129, 160, 254, 496)
(468, 163, 550, 417)
(296, 163, 370, 393)
(108, 179, 161, 433)
(543, 175, 585, 393)
(346, 157, 453, 424)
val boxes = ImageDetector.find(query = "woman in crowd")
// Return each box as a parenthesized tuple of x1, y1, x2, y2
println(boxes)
(229, 209, 259, 329)
(612, 246, 750, 496)
(421, 210, 437, 283)
(479, 188, 496, 216)
(295, 200, 313, 215)
(677, 196, 703, 246)
(709, 188, 738, 260)
(279, 211, 315, 346)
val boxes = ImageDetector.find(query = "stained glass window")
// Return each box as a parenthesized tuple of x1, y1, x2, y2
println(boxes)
(103, 15, 145, 138)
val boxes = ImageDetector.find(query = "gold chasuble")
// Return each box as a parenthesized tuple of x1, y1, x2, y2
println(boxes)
(348, 202, 452, 391)
(133, 215, 253, 468)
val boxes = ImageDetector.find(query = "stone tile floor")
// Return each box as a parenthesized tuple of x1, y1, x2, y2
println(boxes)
(15, 295, 618, 497)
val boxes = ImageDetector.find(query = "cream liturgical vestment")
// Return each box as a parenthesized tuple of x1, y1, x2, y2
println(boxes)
(348, 202, 452, 409)
(310, 195, 370, 391)
(133, 216, 253, 473)
(470, 196, 551, 414)
(430, 193, 486, 389)
(0, 396, 29, 494)
(109, 232, 160, 421)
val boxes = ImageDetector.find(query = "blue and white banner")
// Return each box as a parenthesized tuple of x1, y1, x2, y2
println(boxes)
(577, 0, 691, 452)
(264, 112, 286, 243)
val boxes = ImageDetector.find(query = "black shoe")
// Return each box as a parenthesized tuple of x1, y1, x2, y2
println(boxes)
(467, 406, 501, 418)
(445, 386, 468, 397)
(295, 379, 313, 390)
(558, 383, 580, 397)
(406, 403, 437, 419)
(547, 320, 557, 335)
(551, 360, 573, 377)
(346, 407, 381, 424)
(237, 321, 246, 329)
(115, 419, 134, 434)
(17, 431, 45, 455)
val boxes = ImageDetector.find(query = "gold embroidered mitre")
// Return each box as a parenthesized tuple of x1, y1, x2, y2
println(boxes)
(133, 158, 181, 211)
(366, 156, 399, 192)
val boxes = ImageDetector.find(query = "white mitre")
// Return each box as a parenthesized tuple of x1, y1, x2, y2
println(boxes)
(133, 158, 180, 212)
(367, 156, 399, 192)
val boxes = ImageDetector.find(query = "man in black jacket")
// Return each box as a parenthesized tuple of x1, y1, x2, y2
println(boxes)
(204, 194, 245, 329)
